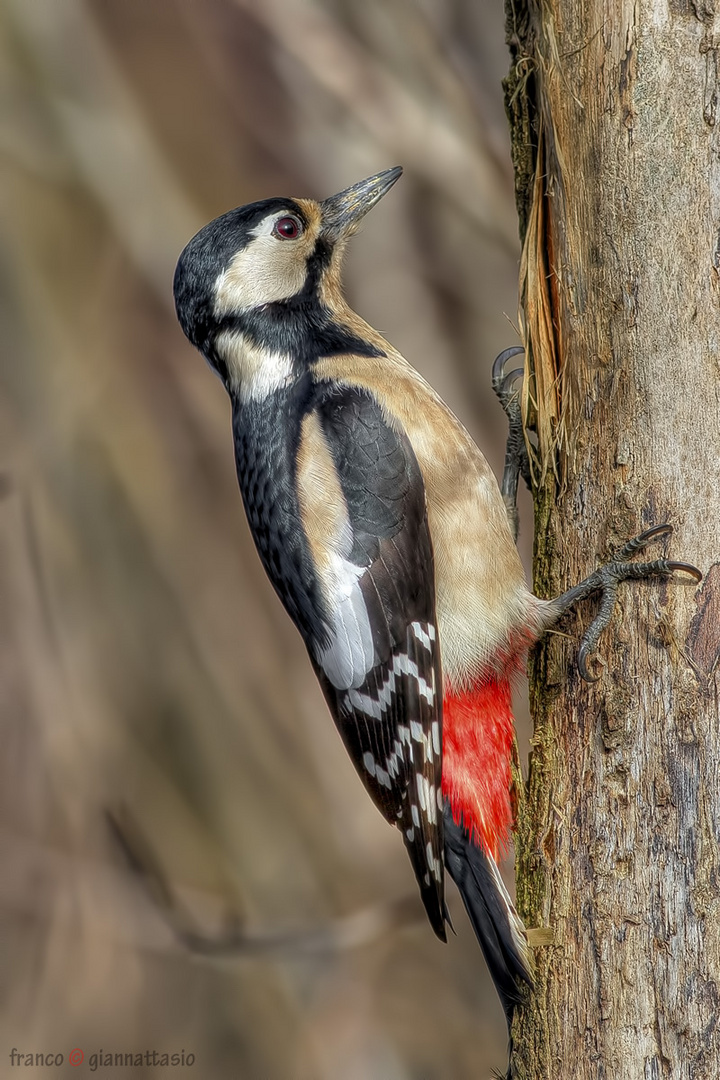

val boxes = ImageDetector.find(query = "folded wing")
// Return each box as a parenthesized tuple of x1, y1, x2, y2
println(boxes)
(296, 382, 445, 937)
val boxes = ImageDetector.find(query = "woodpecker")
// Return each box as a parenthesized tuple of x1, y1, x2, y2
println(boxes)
(173, 168, 700, 1029)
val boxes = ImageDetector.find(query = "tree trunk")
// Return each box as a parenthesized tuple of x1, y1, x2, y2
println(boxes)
(504, 2, 720, 1077)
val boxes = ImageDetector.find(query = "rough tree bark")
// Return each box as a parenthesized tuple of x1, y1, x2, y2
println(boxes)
(504, 2, 720, 1077)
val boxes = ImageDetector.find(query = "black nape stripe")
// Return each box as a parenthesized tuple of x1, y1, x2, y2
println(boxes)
(218, 301, 385, 367)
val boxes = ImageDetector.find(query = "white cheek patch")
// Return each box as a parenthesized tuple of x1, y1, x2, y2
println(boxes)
(213, 213, 309, 314)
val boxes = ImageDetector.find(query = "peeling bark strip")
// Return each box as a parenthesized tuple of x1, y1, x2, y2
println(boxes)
(505, 2, 720, 1078)
(687, 563, 720, 677)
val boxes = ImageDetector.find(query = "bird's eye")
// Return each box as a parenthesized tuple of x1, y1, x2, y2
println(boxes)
(274, 216, 302, 240)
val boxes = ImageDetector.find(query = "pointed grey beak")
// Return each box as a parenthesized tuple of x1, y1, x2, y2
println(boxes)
(320, 166, 403, 240)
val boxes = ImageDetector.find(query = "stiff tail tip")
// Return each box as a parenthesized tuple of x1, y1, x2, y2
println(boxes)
(442, 803, 532, 1027)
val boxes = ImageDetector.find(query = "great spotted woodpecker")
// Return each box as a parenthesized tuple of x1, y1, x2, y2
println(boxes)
(173, 168, 700, 1027)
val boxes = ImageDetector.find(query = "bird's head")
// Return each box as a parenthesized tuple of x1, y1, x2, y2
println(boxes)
(173, 167, 402, 383)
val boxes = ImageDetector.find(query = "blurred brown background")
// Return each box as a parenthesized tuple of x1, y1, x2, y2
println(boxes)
(0, 1, 530, 1076)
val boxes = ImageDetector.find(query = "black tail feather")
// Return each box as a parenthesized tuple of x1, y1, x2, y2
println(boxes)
(443, 804, 532, 1027)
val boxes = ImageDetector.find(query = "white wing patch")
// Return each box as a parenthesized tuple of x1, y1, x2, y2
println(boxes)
(295, 410, 376, 690)
(314, 552, 375, 690)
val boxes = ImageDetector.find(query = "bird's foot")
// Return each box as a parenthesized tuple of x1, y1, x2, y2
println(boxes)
(547, 524, 702, 681)
(492, 347, 531, 541)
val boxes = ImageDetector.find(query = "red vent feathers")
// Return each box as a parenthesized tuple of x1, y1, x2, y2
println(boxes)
(442, 678, 515, 859)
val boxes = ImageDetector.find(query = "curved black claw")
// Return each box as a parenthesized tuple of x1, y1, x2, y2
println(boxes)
(501, 368, 524, 396)
(615, 524, 673, 561)
(666, 560, 703, 582)
(492, 346, 524, 394)
(577, 641, 601, 683)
